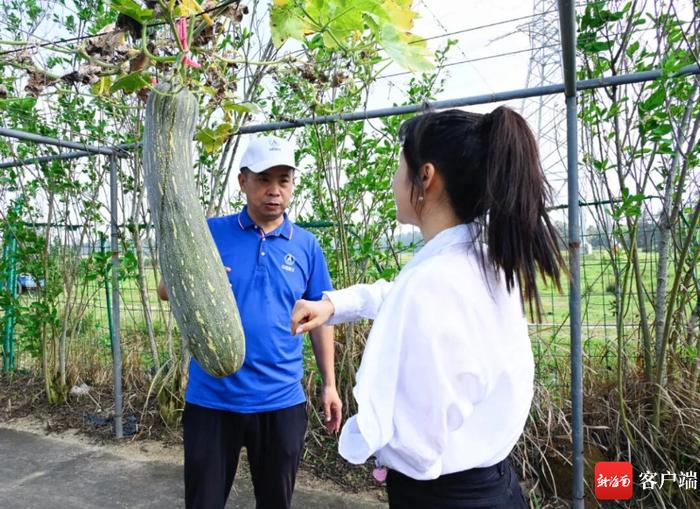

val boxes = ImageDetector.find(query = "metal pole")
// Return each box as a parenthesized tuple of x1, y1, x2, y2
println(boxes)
(0, 143, 135, 169)
(6, 232, 17, 371)
(100, 234, 115, 360)
(0, 65, 698, 170)
(557, 1, 583, 507)
(236, 64, 700, 134)
(2, 230, 18, 372)
(566, 92, 583, 508)
(109, 154, 124, 439)
(0, 128, 115, 155)
(2, 198, 23, 372)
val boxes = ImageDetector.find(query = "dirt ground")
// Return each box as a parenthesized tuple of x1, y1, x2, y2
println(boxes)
(0, 372, 387, 506)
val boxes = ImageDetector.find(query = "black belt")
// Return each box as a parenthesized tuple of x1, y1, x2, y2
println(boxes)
(388, 458, 508, 486)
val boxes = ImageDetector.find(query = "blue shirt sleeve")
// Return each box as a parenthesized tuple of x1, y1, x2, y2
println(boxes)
(303, 237, 334, 300)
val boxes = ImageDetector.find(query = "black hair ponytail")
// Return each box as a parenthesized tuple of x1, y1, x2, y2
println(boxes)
(483, 107, 565, 319)
(399, 106, 565, 319)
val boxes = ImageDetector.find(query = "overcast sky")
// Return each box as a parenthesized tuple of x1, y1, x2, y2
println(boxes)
(375, 0, 536, 108)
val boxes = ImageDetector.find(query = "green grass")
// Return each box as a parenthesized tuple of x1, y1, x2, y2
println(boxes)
(399, 248, 662, 328)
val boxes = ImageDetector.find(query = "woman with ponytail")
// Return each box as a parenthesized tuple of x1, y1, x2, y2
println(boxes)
(291, 107, 564, 508)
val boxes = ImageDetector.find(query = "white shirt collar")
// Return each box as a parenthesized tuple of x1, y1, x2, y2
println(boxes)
(404, 223, 479, 272)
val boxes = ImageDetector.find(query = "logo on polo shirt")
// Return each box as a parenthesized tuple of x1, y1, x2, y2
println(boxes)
(282, 253, 295, 272)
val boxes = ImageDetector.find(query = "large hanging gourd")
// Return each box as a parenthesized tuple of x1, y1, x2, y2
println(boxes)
(143, 85, 245, 377)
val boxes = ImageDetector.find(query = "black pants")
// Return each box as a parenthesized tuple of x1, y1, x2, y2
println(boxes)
(183, 402, 307, 509)
(386, 459, 528, 509)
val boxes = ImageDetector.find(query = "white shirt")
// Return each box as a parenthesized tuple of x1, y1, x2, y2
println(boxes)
(324, 224, 534, 480)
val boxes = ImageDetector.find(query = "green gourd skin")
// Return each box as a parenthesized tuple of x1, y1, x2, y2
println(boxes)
(143, 85, 245, 377)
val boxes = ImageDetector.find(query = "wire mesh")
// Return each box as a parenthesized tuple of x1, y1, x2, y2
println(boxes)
(1, 213, 663, 395)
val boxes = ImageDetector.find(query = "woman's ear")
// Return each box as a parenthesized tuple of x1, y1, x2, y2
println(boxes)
(421, 162, 437, 191)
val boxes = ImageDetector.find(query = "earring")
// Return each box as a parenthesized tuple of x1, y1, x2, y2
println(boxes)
(418, 196, 424, 202)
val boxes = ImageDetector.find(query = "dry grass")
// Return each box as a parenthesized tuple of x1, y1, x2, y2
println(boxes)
(508, 372, 700, 509)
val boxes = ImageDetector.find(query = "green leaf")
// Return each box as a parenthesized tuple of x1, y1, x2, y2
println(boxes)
(601, 9, 625, 22)
(222, 101, 262, 114)
(661, 51, 690, 75)
(604, 102, 622, 120)
(379, 24, 433, 73)
(110, 71, 151, 94)
(91, 76, 112, 96)
(109, 0, 153, 23)
(651, 124, 672, 137)
(0, 97, 37, 113)
(626, 41, 640, 58)
(310, 0, 366, 42)
(269, 0, 314, 47)
(639, 86, 665, 112)
(592, 158, 609, 172)
(379, 0, 416, 31)
(590, 40, 614, 52)
(657, 142, 674, 155)
(200, 85, 218, 97)
(269, 0, 432, 71)
(195, 124, 232, 153)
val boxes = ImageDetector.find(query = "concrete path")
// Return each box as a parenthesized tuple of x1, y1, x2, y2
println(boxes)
(0, 427, 386, 509)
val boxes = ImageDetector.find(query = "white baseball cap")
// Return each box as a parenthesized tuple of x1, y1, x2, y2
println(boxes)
(240, 135, 296, 173)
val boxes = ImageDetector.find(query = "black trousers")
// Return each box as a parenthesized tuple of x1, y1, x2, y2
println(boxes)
(386, 459, 528, 509)
(183, 402, 307, 509)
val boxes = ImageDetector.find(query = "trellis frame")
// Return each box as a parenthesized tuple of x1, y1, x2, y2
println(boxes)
(2, 2, 699, 505)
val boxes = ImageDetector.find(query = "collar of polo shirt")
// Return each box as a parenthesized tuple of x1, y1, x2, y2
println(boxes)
(237, 205, 294, 240)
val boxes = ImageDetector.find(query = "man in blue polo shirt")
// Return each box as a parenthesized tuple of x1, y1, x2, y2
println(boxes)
(158, 135, 341, 509)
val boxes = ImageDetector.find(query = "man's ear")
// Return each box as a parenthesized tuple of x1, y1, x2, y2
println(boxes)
(238, 171, 247, 191)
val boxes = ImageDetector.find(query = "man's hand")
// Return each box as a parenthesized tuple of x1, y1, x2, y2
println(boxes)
(321, 385, 343, 433)
(291, 298, 335, 334)
(157, 279, 169, 301)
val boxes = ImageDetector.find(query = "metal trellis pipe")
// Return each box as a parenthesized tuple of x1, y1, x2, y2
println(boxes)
(2, 228, 18, 372)
(0, 143, 135, 169)
(109, 154, 124, 439)
(234, 64, 700, 134)
(0, 65, 698, 169)
(0, 128, 115, 156)
(100, 235, 115, 361)
(1, 197, 23, 372)
(557, 1, 584, 508)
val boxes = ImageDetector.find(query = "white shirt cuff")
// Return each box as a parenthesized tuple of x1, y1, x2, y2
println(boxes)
(323, 289, 356, 325)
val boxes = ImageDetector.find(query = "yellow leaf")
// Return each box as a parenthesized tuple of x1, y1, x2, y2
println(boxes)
(269, 0, 431, 73)
(178, 0, 197, 16)
(178, 0, 213, 24)
(381, 0, 416, 31)
(91, 76, 112, 97)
